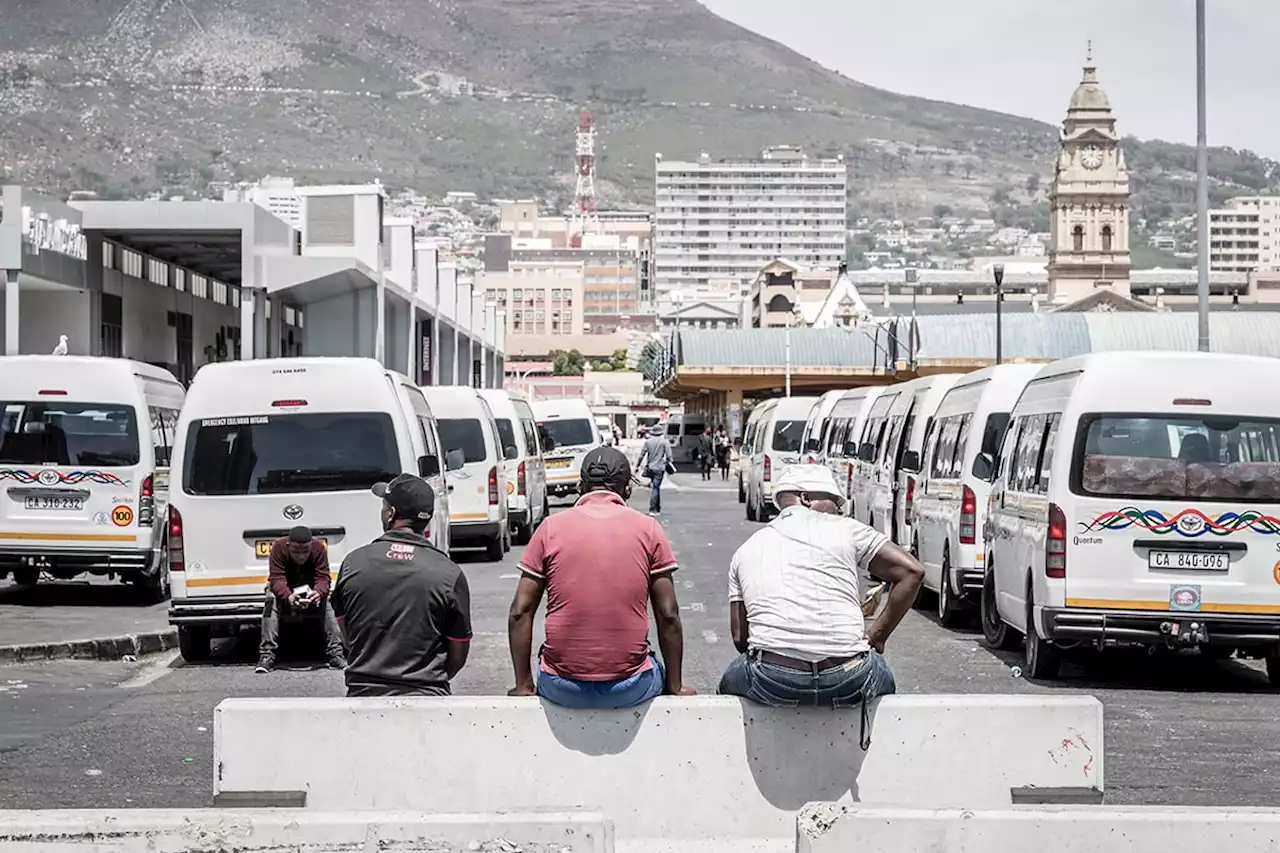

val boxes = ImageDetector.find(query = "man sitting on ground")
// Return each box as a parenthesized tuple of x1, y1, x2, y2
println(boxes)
(331, 474, 472, 696)
(717, 464, 923, 707)
(258, 525, 346, 673)
(507, 446, 695, 706)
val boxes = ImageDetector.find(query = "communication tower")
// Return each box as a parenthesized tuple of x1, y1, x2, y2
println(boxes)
(569, 111, 600, 247)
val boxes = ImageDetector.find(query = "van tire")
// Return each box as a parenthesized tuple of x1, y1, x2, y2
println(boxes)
(937, 551, 965, 629)
(746, 492, 758, 522)
(484, 534, 504, 562)
(981, 566, 1017, 650)
(513, 518, 533, 546)
(178, 626, 211, 662)
(13, 567, 39, 587)
(1024, 588, 1062, 679)
(738, 475, 746, 504)
(1266, 654, 1280, 687)
(136, 564, 170, 604)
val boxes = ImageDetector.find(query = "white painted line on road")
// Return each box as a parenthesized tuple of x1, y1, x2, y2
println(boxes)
(119, 650, 180, 690)
(498, 573, 520, 580)
(702, 630, 719, 644)
(682, 602, 706, 613)
(682, 580, 694, 589)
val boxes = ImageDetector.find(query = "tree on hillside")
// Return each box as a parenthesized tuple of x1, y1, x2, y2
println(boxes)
(932, 204, 953, 220)
(550, 349, 585, 376)
(1026, 173, 1041, 195)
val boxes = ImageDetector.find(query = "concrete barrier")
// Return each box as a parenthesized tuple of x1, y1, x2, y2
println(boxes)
(215, 694, 1103, 852)
(0, 809, 612, 852)
(796, 805, 1280, 852)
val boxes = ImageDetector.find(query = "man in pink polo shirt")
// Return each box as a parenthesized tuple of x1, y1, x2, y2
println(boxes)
(507, 446, 694, 707)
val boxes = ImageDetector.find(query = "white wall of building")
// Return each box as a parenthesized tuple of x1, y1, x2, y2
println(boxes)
(10, 288, 92, 355)
(302, 289, 378, 359)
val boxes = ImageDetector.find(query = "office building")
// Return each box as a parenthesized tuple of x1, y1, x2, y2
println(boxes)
(653, 146, 847, 295)
(478, 260, 585, 338)
(1209, 196, 1280, 273)
(222, 177, 304, 232)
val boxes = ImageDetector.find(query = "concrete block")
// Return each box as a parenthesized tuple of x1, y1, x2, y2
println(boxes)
(214, 694, 1102, 851)
(0, 809, 613, 852)
(796, 805, 1280, 852)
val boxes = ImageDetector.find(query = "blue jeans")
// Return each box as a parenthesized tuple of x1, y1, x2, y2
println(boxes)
(647, 471, 665, 513)
(717, 650, 896, 708)
(538, 654, 665, 709)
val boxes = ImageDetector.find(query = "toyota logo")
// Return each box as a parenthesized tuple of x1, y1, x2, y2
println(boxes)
(282, 504, 304, 521)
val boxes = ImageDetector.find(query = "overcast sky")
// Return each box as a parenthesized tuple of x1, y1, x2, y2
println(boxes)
(699, 0, 1280, 157)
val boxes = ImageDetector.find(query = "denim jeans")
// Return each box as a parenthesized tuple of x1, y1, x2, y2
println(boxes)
(717, 650, 896, 708)
(538, 654, 665, 709)
(647, 471, 665, 513)
(259, 592, 345, 661)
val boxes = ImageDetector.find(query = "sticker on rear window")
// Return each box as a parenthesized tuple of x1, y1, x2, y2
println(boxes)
(201, 416, 270, 427)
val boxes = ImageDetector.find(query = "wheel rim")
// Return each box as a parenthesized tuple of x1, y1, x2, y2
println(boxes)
(938, 559, 950, 620)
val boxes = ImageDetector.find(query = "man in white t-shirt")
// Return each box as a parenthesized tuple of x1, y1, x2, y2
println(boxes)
(717, 465, 923, 708)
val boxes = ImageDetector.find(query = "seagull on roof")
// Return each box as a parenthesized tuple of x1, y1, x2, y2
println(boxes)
(52, 335, 68, 356)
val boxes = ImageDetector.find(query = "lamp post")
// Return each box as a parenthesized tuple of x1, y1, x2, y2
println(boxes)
(993, 263, 1005, 365)
(905, 266, 919, 365)
(1195, 0, 1211, 351)
(784, 306, 804, 398)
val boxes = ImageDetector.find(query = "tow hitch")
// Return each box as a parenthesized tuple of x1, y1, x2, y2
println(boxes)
(1158, 619, 1209, 649)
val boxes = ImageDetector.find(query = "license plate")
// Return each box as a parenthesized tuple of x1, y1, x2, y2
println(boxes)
(1148, 550, 1230, 572)
(255, 538, 327, 558)
(24, 496, 84, 511)
(546, 458, 572, 469)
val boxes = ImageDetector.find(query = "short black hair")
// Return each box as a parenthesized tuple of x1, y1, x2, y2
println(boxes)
(288, 526, 313, 544)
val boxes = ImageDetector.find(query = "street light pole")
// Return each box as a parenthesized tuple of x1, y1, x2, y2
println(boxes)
(1195, 0, 1211, 352)
(993, 264, 1005, 365)
(905, 266, 918, 366)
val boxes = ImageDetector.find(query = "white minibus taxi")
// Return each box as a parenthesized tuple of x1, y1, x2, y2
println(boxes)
(861, 374, 962, 547)
(912, 365, 1040, 626)
(532, 398, 601, 499)
(799, 390, 846, 466)
(167, 358, 450, 661)
(0, 356, 183, 601)
(424, 386, 510, 561)
(738, 403, 768, 505)
(480, 389, 548, 545)
(820, 387, 884, 509)
(666, 413, 708, 464)
(744, 395, 818, 523)
(983, 352, 1280, 683)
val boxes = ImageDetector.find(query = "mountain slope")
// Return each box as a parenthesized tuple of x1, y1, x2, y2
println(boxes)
(1, 0, 1275, 223)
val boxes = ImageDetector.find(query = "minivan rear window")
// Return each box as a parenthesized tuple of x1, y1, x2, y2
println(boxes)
(1076, 414, 1280, 502)
(184, 412, 398, 495)
(538, 418, 595, 451)
(494, 419, 519, 460)
(436, 419, 488, 464)
(0, 402, 140, 467)
(772, 420, 806, 453)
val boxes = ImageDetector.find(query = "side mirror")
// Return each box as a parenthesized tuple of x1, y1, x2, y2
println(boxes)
(858, 443, 875, 462)
(973, 452, 995, 482)
(445, 448, 466, 472)
(419, 454, 441, 478)
(503, 444, 519, 461)
(900, 450, 921, 473)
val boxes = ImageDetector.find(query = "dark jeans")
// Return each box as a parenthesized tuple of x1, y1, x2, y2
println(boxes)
(259, 592, 345, 660)
(717, 650, 896, 708)
(648, 470, 665, 513)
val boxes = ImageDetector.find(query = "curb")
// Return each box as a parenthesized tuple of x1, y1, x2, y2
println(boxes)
(0, 629, 179, 664)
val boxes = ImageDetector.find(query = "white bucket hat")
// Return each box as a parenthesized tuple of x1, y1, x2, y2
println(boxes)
(772, 464, 845, 510)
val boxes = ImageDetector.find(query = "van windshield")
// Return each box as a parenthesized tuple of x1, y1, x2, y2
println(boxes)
(1077, 414, 1280, 502)
(538, 418, 595, 451)
(494, 419, 519, 460)
(772, 420, 806, 453)
(436, 419, 488, 464)
(183, 412, 399, 495)
(0, 402, 140, 467)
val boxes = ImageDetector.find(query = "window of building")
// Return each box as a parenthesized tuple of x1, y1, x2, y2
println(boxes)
(101, 293, 123, 358)
(1101, 225, 1113, 253)
(1072, 225, 1084, 252)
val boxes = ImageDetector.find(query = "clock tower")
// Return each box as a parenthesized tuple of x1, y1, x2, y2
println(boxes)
(1047, 50, 1132, 304)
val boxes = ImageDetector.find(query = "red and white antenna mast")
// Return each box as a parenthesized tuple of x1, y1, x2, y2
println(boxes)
(569, 111, 600, 248)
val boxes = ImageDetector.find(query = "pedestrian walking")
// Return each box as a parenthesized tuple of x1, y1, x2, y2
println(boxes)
(507, 447, 694, 707)
(256, 526, 347, 673)
(636, 423, 674, 516)
(696, 430, 714, 481)
(715, 426, 731, 481)
(331, 474, 472, 696)
(717, 465, 923, 739)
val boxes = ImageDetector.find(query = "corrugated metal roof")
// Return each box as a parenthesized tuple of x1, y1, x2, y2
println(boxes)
(1085, 312, 1280, 357)
(913, 313, 1090, 362)
(677, 327, 879, 368)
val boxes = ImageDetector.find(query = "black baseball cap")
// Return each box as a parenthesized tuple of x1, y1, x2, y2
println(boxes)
(580, 446, 632, 490)
(372, 473, 436, 521)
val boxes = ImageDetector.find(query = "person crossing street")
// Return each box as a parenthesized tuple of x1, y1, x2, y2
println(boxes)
(636, 423, 674, 516)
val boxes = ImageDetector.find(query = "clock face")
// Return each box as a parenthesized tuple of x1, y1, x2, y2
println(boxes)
(1080, 145, 1104, 170)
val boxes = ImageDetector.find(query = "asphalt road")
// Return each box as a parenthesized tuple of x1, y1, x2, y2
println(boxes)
(1, 474, 1279, 808)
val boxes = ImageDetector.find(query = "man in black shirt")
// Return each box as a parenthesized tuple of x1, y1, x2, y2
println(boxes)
(331, 473, 472, 696)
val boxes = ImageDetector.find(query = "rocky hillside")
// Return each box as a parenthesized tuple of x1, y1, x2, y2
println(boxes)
(1, 0, 1276, 222)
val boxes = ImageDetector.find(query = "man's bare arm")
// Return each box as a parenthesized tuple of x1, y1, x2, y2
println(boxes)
(729, 601, 749, 653)
(507, 575, 545, 694)
(865, 542, 924, 653)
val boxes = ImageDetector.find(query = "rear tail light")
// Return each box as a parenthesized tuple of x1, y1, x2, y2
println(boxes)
(138, 474, 155, 526)
(488, 466, 499, 505)
(167, 506, 185, 574)
(517, 460, 527, 496)
(959, 485, 977, 545)
(763, 455, 772, 483)
(904, 476, 916, 520)
(1046, 502, 1067, 579)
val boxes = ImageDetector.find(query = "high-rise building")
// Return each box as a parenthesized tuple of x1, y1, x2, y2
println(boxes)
(652, 146, 847, 295)
(1209, 196, 1280, 272)
(222, 177, 304, 232)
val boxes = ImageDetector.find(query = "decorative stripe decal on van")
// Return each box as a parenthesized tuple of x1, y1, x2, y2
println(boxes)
(0, 532, 137, 542)
(1067, 597, 1280, 615)
(1080, 507, 1280, 538)
(186, 576, 269, 588)
(0, 469, 130, 487)
(449, 513, 490, 521)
